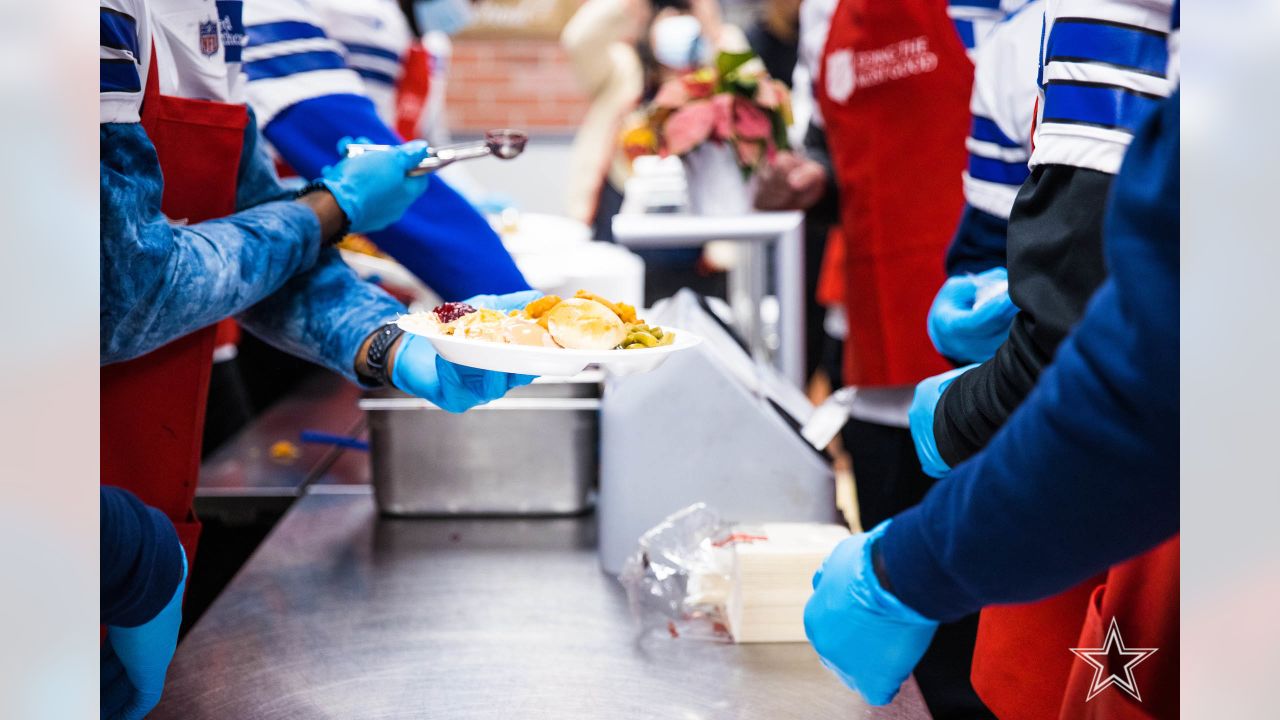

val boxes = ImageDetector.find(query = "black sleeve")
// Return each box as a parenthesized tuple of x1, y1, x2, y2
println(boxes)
(803, 121, 840, 221)
(933, 164, 1113, 465)
(745, 22, 799, 90)
(101, 486, 184, 628)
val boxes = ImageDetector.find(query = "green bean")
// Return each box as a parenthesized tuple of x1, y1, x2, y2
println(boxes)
(626, 331, 660, 348)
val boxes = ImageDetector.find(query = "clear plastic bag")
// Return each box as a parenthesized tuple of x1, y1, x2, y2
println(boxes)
(618, 503, 736, 642)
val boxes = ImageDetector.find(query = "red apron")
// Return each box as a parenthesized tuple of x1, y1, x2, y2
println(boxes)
(100, 49, 248, 569)
(816, 228, 847, 307)
(814, 0, 969, 386)
(973, 539, 1180, 720)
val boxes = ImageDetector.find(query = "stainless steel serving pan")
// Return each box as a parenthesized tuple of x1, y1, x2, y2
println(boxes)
(359, 374, 601, 516)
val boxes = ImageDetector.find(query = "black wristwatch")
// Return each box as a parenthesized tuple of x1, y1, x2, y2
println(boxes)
(296, 180, 351, 245)
(358, 323, 405, 387)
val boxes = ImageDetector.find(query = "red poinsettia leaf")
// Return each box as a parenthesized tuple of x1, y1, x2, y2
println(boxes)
(733, 98, 773, 141)
(710, 94, 734, 141)
(664, 100, 716, 156)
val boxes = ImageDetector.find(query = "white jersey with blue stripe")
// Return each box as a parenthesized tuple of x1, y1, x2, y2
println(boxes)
(101, 0, 249, 122)
(242, 0, 410, 127)
(313, 0, 411, 120)
(947, 0, 1035, 59)
(1030, 0, 1176, 174)
(101, 0, 151, 123)
(963, 0, 1043, 218)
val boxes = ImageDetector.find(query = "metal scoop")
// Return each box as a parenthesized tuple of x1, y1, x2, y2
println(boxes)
(343, 129, 529, 177)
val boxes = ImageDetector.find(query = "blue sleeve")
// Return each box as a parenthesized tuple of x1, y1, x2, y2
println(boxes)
(236, 107, 299, 210)
(236, 247, 406, 383)
(944, 204, 1008, 275)
(880, 92, 1179, 622)
(262, 93, 530, 301)
(100, 121, 322, 364)
(101, 487, 183, 628)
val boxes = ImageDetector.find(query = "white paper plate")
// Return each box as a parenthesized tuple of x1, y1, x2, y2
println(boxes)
(397, 316, 700, 376)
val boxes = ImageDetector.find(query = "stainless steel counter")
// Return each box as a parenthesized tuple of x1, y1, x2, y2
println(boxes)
(154, 489, 931, 719)
(196, 373, 368, 520)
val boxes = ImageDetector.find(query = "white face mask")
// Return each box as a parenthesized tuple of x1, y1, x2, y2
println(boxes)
(651, 14, 706, 71)
(414, 0, 474, 36)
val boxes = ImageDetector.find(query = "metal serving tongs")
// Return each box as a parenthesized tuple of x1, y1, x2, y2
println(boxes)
(343, 129, 529, 177)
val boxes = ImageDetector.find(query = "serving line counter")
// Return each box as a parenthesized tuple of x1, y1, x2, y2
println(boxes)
(195, 372, 372, 523)
(153, 486, 932, 719)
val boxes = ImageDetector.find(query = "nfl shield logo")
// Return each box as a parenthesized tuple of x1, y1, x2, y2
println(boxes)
(199, 19, 220, 57)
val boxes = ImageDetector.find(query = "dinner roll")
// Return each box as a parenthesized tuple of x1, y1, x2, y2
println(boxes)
(545, 298, 627, 350)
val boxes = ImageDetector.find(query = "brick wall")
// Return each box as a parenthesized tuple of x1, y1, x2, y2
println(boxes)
(447, 39, 592, 134)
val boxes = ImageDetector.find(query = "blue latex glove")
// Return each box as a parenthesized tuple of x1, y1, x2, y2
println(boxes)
(320, 137, 431, 234)
(804, 520, 939, 706)
(459, 290, 543, 313)
(909, 364, 978, 479)
(391, 290, 543, 412)
(926, 267, 1018, 363)
(101, 546, 187, 720)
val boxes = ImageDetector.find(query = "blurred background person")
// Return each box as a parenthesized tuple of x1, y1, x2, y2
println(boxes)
(561, 0, 748, 301)
(745, 0, 800, 91)
(752, 0, 1031, 716)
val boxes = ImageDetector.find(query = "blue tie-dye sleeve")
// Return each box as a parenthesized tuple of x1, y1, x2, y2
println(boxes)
(232, 112, 408, 381)
(236, 247, 405, 383)
(235, 107, 300, 209)
(100, 121, 323, 364)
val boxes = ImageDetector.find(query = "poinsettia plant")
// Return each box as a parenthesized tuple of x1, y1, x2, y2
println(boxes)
(621, 49, 792, 175)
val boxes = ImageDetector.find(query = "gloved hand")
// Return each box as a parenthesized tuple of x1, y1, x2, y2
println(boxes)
(391, 290, 543, 412)
(909, 364, 977, 479)
(458, 289, 542, 313)
(101, 545, 187, 720)
(320, 137, 432, 234)
(804, 520, 938, 706)
(926, 267, 1018, 363)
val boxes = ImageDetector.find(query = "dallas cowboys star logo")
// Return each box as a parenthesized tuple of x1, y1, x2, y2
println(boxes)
(1070, 617, 1159, 702)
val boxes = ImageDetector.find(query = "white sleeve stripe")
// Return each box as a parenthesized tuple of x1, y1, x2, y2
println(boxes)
(242, 36, 343, 63)
(963, 174, 1021, 219)
(345, 55, 400, 78)
(100, 0, 148, 124)
(966, 138, 1031, 163)
(1042, 60, 1173, 97)
(947, 4, 1006, 21)
(1053, 12, 1170, 35)
(100, 46, 136, 63)
(1028, 128, 1129, 174)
